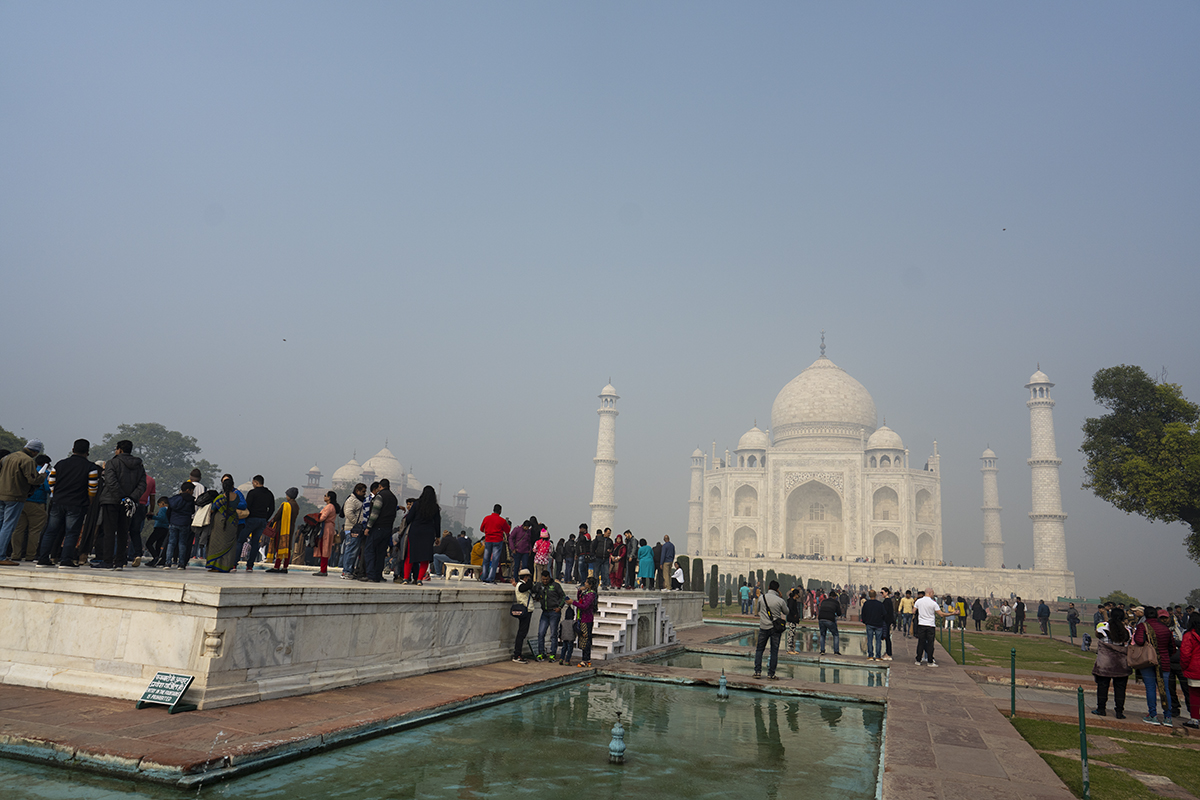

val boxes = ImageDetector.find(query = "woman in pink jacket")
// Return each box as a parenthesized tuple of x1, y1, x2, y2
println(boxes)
(1180, 612, 1200, 730)
(312, 491, 339, 576)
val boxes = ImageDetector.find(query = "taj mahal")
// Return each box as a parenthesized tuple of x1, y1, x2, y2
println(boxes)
(584, 337, 1077, 599)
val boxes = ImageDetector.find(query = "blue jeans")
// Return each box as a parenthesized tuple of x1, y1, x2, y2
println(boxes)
(341, 531, 361, 574)
(563, 558, 574, 583)
(900, 613, 913, 636)
(0, 499, 25, 558)
(38, 502, 88, 563)
(819, 619, 840, 654)
(432, 553, 457, 575)
(483, 541, 503, 582)
(865, 625, 883, 659)
(538, 609, 561, 656)
(512, 551, 531, 577)
(242, 517, 268, 568)
(166, 525, 189, 566)
(577, 558, 591, 583)
(755, 628, 781, 676)
(1141, 666, 1170, 720)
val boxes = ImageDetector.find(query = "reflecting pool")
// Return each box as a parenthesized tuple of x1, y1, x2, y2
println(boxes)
(729, 626, 870, 654)
(647, 650, 887, 687)
(1, 679, 883, 800)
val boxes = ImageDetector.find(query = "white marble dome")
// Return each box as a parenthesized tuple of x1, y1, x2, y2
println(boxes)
(1027, 369, 1052, 386)
(331, 458, 362, 486)
(600, 382, 618, 397)
(981, 447, 997, 459)
(362, 447, 405, 485)
(771, 356, 877, 445)
(866, 425, 904, 451)
(737, 425, 769, 451)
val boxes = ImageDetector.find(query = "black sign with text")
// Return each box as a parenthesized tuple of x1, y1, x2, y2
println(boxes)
(137, 672, 194, 710)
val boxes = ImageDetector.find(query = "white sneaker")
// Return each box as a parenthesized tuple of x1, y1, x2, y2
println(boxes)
(883, 656, 893, 661)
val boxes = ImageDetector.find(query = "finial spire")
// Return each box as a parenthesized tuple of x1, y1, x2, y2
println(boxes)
(385, 438, 388, 448)
(820, 329, 826, 357)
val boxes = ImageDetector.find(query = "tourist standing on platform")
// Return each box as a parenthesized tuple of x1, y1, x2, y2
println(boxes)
(164, 482, 196, 568)
(914, 588, 954, 666)
(146, 497, 169, 566)
(861, 590, 885, 661)
(636, 538, 654, 590)
(266, 488, 301, 573)
(0, 441, 48, 566)
(1037, 600, 1051, 635)
(574, 524, 590, 582)
(127, 471, 155, 567)
(95, 440, 147, 571)
(1014, 597, 1027, 633)
(818, 591, 841, 655)
(242, 476, 275, 572)
(480, 505, 510, 584)
(562, 534, 577, 585)
(1180, 613, 1200, 729)
(533, 570, 567, 661)
(359, 479, 397, 582)
(311, 491, 338, 576)
(594, 529, 612, 588)
(898, 590, 915, 638)
(625, 532, 638, 589)
(552, 537, 564, 580)
(753, 580, 788, 679)
(1133, 607, 1175, 725)
(401, 485, 439, 585)
(533, 525, 552, 581)
(659, 534, 675, 590)
(558, 607, 578, 665)
(389, 496, 415, 582)
(512, 569, 535, 663)
(186, 468, 207, 562)
(609, 531, 626, 589)
(35, 440, 98, 569)
(1092, 607, 1132, 719)
(509, 519, 532, 582)
(206, 477, 248, 572)
(785, 588, 802, 654)
(572, 576, 598, 668)
(11, 454, 51, 561)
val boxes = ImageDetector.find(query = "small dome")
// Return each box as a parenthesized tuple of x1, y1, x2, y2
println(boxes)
(866, 425, 904, 451)
(1027, 369, 1052, 387)
(237, 481, 253, 495)
(456, 488, 468, 497)
(692, 447, 704, 458)
(331, 458, 362, 485)
(600, 382, 618, 397)
(307, 464, 321, 475)
(981, 447, 997, 459)
(737, 425, 769, 451)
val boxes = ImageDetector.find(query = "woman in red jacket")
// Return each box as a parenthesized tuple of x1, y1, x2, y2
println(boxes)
(1133, 606, 1176, 725)
(1180, 612, 1200, 730)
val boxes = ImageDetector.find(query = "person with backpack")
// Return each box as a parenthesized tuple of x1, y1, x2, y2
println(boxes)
(1092, 607, 1132, 719)
(1132, 606, 1175, 725)
(753, 580, 789, 679)
(163, 482, 196, 569)
(94, 439, 147, 570)
(511, 568, 535, 664)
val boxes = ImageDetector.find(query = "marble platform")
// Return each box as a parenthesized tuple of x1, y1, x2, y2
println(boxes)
(0, 566, 703, 709)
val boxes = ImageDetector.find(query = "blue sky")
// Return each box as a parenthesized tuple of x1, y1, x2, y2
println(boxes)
(2, 2, 1197, 600)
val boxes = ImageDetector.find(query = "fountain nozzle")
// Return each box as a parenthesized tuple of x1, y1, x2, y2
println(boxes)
(717, 669, 730, 700)
(609, 711, 626, 764)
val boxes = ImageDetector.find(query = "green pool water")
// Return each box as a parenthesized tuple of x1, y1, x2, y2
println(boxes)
(728, 626, 870, 654)
(1, 678, 884, 799)
(648, 650, 887, 686)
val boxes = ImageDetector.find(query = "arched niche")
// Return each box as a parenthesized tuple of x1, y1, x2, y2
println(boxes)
(708, 486, 722, 517)
(915, 489, 934, 523)
(873, 530, 900, 562)
(733, 526, 757, 557)
(734, 484, 758, 517)
(784, 480, 842, 557)
(873, 486, 899, 521)
(916, 532, 934, 562)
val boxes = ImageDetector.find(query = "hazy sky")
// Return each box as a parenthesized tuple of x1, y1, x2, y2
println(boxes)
(3, 3, 1197, 601)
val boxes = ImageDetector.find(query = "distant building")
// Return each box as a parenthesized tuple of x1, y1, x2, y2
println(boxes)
(321, 445, 468, 531)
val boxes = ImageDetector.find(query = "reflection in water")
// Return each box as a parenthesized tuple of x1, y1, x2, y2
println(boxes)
(652, 651, 886, 687)
(735, 628, 868, 655)
(0, 680, 883, 800)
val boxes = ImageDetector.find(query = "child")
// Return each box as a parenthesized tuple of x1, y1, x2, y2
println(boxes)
(533, 526, 552, 581)
(146, 497, 170, 567)
(558, 607, 578, 665)
(165, 482, 196, 569)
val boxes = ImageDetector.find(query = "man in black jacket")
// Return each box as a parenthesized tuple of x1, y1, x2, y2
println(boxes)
(242, 475, 275, 572)
(879, 587, 896, 661)
(431, 529, 463, 576)
(95, 440, 146, 570)
(363, 478, 398, 582)
(593, 529, 612, 588)
(818, 592, 842, 655)
(36, 439, 99, 569)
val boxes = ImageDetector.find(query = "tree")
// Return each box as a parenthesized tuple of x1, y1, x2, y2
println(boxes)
(1081, 365, 1200, 562)
(90, 423, 220, 492)
(709, 565, 719, 608)
(1186, 587, 1200, 609)
(1101, 590, 1141, 607)
(766, 569, 777, 588)
(677, 556, 689, 588)
(692, 558, 704, 598)
(725, 586, 733, 606)
(0, 424, 25, 453)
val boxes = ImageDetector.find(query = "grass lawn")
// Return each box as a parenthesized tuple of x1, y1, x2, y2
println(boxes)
(1012, 717, 1200, 800)
(943, 630, 1097, 675)
(701, 603, 750, 619)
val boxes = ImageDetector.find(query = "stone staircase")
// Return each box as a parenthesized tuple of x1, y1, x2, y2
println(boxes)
(591, 595, 678, 659)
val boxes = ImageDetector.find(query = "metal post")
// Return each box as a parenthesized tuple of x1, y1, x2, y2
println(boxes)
(1010, 648, 1017, 718)
(960, 623, 965, 665)
(1078, 686, 1090, 800)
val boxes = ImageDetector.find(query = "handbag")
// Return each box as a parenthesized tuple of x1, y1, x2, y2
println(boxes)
(510, 602, 531, 618)
(764, 599, 786, 634)
(192, 503, 213, 527)
(1127, 625, 1160, 671)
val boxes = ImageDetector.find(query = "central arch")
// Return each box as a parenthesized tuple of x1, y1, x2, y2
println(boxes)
(785, 480, 842, 557)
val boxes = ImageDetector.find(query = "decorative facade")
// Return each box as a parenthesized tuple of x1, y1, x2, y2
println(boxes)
(688, 345, 943, 565)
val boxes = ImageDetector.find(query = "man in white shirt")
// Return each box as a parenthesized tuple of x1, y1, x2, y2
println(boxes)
(914, 587, 954, 667)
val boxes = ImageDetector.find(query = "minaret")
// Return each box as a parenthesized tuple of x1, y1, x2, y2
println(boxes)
(589, 381, 619, 534)
(686, 448, 705, 555)
(981, 447, 1004, 569)
(1027, 368, 1068, 572)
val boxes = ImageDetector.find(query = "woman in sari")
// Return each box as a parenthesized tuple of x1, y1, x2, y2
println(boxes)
(206, 477, 247, 572)
(312, 491, 338, 576)
(609, 532, 626, 590)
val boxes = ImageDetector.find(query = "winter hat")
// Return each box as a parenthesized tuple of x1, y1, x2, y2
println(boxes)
(25, 440, 44, 453)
